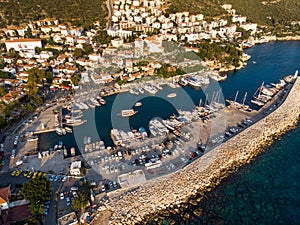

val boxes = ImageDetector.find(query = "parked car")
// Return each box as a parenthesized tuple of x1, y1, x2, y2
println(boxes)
(66, 197, 71, 206)
(60, 193, 64, 200)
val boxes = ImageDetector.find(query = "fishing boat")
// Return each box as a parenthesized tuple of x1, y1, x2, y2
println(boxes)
(135, 102, 142, 107)
(167, 93, 177, 98)
(121, 109, 137, 117)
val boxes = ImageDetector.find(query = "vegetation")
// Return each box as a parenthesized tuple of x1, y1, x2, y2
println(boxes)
(155, 64, 186, 78)
(0, 0, 108, 29)
(194, 40, 243, 67)
(20, 176, 52, 218)
(71, 192, 89, 214)
(166, 0, 300, 28)
(0, 71, 14, 79)
(27, 68, 53, 95)
(165, 0, 227, 18)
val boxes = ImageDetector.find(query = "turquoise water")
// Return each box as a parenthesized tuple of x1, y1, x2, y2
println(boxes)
(39, 41, 300, 153)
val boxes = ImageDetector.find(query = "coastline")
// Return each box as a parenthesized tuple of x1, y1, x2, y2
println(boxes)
(93, 76, 300, 225)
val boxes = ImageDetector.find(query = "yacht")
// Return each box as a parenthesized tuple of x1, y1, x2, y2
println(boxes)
(121, 109, 137, 117)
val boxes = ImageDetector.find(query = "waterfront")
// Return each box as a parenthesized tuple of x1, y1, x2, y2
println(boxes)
(39, 41, 300, 154)
(144, 122, 300, 225)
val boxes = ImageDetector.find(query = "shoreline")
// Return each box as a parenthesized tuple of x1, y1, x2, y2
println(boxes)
(93, 76, 300, 225)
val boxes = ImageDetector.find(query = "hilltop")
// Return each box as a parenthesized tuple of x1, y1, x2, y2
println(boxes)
(0, 0, 107, 29)
(166, 0, 300, 25)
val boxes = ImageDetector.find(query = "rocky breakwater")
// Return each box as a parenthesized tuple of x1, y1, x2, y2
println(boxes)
(94, 77, 300, 225)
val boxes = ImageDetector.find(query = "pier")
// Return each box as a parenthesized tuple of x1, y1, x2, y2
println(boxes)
(92, 75, 300, 225)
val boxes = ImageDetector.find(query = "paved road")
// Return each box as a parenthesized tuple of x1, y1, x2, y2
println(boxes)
(45, 181, 61, 225)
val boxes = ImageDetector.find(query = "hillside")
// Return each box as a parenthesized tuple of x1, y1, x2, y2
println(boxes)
(166, 0, 300, 25)
(0, 0, 107, 29)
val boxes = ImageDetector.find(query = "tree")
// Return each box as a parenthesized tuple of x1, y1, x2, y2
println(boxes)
(71, 192, 89, 215)
(93, 30, 111, 45)
(0, 87, 8, 97)
(20, 176, 52, 218)
(73, 48, 83, 58)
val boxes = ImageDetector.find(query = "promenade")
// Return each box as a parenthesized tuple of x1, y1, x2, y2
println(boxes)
(93, 76, 300, 225)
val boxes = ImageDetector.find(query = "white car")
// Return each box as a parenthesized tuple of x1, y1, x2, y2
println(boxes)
(60, 193, 64, 200)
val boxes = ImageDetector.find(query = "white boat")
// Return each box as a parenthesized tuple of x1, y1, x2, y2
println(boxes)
(188, 77, 202, 88)
(135, 102, 142, 107)
(167, 93, 177, 98)
(121, 109, 137, 117)
(144, 85, 157, 95)
(65, 127, 72, 133)
(138, 87, 144, 94)
(56, 127, 63, 135)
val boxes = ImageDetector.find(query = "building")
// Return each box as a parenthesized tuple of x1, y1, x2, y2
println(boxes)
(57, 212, 79, 225)
(4, 38, 42, 52)
(0, 186, 10, 210)
(69, 161, 82, 176)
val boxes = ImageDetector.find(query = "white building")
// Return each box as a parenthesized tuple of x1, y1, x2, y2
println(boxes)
(69, 161, 82, 176)
(4, 38, 42, 52)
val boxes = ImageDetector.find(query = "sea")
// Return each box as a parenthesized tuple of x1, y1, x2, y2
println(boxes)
(39, 41, 300, 224)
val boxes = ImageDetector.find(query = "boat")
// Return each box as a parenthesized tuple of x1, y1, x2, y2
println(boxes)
(121, 109, 137, 117)
(56, 127, 63, 135)
(99, 98, 106, 105)
(251, 99, 265, 106)
(58, 141, 63, 149)
(65, 127, 72, 133)
(178, 78, 188, 86)
(240, 92, 251, 111)
(63, 148, 67, 157)
(226, 91, 242, 109)
(144, 85, 157, 95)
(70, 147, 76, 156)
(135, 102, 142, 107)
(167, 93, 177, 98)
(61, 128, 66, 135)
(138, 87, 144, 94)
(188, 76, 202, 88)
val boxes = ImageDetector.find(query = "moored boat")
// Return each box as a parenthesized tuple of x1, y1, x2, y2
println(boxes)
(121, 109, 137, 117)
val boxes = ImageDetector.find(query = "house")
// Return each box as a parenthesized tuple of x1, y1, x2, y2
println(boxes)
(69, 161, 82, 176)
(0, 186, 11, 210)
(4, 38, 42, 52)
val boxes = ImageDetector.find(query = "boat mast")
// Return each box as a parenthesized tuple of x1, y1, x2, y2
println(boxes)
(199, 98, 202, 107)
(242, 92, 247, 105)
(234, 90, 239, 102)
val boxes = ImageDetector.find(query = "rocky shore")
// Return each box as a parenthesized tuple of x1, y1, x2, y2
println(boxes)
(93, 76, 300, 225)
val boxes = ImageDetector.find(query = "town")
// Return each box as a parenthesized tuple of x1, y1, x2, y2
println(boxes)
(0, 0, 300, 224)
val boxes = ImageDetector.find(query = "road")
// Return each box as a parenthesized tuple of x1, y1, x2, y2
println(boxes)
(106, 0, 113, 29)
(45, 181, 61, 225)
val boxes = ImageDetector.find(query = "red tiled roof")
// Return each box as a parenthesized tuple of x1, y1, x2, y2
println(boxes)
(0, 186, 10, 204)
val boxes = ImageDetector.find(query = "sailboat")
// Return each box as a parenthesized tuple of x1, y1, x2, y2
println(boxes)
(240, 92, 251, 111)
(251, 82, 267, 106)
(226, 91, 242, 109)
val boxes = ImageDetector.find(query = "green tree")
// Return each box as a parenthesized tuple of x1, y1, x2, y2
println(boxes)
(71, 192, 89, 215)
(93, 30, 111, 45)
(20, 176, 52, 218)
(0, 86, 7, 97)
(82, 43, 93, 55)
(73, 48, 83, 58)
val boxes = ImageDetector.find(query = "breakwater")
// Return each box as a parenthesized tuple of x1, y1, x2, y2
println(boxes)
(93, 76, 300, 225)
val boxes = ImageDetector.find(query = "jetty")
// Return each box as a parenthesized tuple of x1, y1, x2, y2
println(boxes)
(93, 75, 300, 225)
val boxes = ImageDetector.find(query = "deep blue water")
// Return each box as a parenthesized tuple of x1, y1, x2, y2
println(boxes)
(39, 41, 300, 153)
